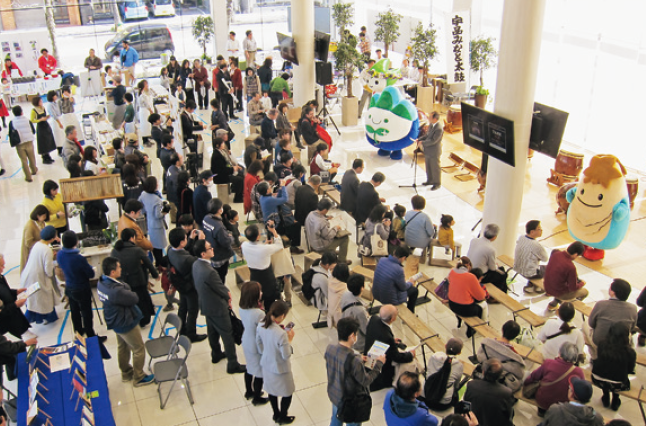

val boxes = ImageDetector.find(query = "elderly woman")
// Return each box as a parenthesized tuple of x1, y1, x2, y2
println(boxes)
(447, 257, 488, 321)
(0, 253, 30, 338)
(360, 204, 390, 257)
(210, 137, 244, 203)
(239, 281, 269, 406)
(523, 342, 585, 416)
(138, 176, 169, 267)
(42, 180, 68, 235)
(20, 226, 58, 324)
(21, 204, 49, 273)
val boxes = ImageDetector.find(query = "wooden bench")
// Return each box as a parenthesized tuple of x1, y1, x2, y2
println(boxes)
(351, 265, 375, 282)
(454, 160, 479, 182)
(428, 239, 458, 268)
(441, 152, 465, 173)
(484, 283, 546, 329)
(304, 252, 322, 271)
(361, 256, 378, 270)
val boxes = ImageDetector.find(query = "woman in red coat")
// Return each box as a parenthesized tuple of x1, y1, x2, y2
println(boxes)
(192, 59, 210, 110)
(244, 159, 263, 214)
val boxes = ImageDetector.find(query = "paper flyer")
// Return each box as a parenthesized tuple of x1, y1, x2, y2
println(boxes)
(49, 353, 71, 373)
(365, 340, 389, 369)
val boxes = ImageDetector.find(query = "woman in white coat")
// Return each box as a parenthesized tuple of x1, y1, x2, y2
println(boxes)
(239, 281, 269, 406)
(46, 91, 65, 154)
(20, 225, 58, 324)
(137, 79, 154, 142)
(256, 300, 295, 425)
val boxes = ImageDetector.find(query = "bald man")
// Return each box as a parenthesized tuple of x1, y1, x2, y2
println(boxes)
(363, 305, 416, 391)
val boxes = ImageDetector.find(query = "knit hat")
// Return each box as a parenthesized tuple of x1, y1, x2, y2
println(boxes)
(569, 376, 593, 403)
(445, 338, 463, 356)
(40, 225, 57, 241)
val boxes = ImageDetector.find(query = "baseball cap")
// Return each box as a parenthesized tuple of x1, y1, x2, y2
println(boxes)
(40, 225, 57, 240)
(199, 170, 214, 182)
(569, 376, 593, 403)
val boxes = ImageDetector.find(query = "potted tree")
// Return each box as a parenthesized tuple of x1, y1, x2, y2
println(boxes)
(332, 2, 364, 126)
(409, 23, 438, 114)
(192, 15, 215, 63)
(374, 8, 402, 58)
(470, 36, 498, 108)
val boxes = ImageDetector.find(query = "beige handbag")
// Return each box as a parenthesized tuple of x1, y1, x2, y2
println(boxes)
(370, 225, 388, 257)
(271, 248, 295, 277)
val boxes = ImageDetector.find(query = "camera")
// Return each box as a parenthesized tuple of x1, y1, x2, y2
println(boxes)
(161, 202, 172, 214)
(455, 401, 471, 415)
(267, 222, 275, 229)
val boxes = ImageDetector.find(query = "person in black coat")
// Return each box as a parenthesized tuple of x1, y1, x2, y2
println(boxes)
(111, 228, 159, 327)
(209, 100, 230, 149)
(217, 63, 236, 120)
(180, 101, 206, 147)
(244, 136, 271, 176)
(0, 255, 30, 339)
(211, 137, 244, 203)
(294, 175, 321, 227)
(354, 172, 386, 225)
(0, 328, 37, 383)
(464, 358, 515, 426)
(193, 170, 214, 228)
(149, 113, 173, 158)
(340, 159, 363, 216)
(363, 305, 415, 392)
(159, 133, 175, 193)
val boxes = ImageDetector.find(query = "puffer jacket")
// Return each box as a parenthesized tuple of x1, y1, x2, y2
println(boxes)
(372, 255, 411, 306)
(97, 275, 141, 333)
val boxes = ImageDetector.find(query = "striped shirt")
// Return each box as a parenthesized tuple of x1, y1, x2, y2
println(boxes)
(513, 235, 548, 277)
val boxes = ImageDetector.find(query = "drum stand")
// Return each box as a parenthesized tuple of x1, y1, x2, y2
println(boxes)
(317, 85, 340, 135)
(399, 148, 423, 194)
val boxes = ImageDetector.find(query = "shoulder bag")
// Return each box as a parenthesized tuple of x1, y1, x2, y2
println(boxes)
(522, 365, 575, 399)
(336, 353, 372, 423)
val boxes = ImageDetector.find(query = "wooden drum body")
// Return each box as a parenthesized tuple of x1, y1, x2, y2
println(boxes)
(447, 105, 462, 128)
(556, 182, 578, 214)
(626, 176, 638, 209)
(547, 149, 584, 186)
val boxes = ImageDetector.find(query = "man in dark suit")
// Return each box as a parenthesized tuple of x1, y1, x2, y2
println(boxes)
(363, 304, 415, 391)
(294, 174, 322, 227)
(217, 63, 236, 120)
(180, 100, 206, 148)
(193, 170, 213, 228)
(417, 111, 444, 190)
(354, 172, 386, 225)
(340, 158, 363, 215)
(192, 239, 246, 374)
(464, 358, 515, 426)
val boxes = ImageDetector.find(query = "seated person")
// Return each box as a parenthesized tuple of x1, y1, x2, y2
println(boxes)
(514, 219, 548, 294)
(274, 130, 293, 167)
(340, 158, 363, 215)
(466, 223, 508, 293)
(543, 241, 587, 311)
(274, 151, 294, 180)
(304, 198, 351, 264)
(247, 92, 265, 126)
(360, 204, 390, 256)
(309, 143, 339, 184)
(383, 372, 438, 426)
(542, 376, 604, 426)
(250, 172, 277, 223)
(372, 246, 419, 313)
(285, 164, 305, 210)
(422, 338, 464, 411)
(244, 136, 271, 176)
(403, 195, 435, 277)
(447, 258, 488, 337)
(475, 320, 526, 392)
(464, 359, 515, 426)
(364, 305, 416, 392)
(210, 137, 244, 203)
(308, 252, 337, 311)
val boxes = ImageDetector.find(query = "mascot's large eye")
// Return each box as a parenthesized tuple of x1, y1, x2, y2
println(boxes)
(580, 189, 584, 195)
(384, 119, 389, 123)
(374, 80, 379, 84)
(598, 194, 603, 201)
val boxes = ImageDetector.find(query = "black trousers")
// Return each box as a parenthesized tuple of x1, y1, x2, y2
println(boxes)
(250, 266, 277, 311)
(132, 285, 154, 327)
(206, 314, 238, 366)
(185, 88, 195, 104)
(230, 174, 244, 203)
(482, 267, 508, 293)
(221, 94, 235, 119)
(66, 288, 96, 337)
(406, 285, 419, 313)
(196, 86, 209, 109)
(214, 260, 230, 285)
(178, 289, 199, 338)
(269, 91, 282, 107)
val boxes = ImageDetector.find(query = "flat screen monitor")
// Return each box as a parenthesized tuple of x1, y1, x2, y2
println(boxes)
(461, 102, 516, 167)
(314, 31, 330, 62)
(277, 32, 298, 66)
(529, 102, 569, 159)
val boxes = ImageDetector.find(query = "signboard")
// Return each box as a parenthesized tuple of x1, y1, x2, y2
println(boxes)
(446, 11, 470, 85)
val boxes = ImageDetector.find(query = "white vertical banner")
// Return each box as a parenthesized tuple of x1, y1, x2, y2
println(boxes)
(446, 10, 470, 85)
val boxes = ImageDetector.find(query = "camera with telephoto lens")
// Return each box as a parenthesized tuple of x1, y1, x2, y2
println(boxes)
(161, 202, 172, 214)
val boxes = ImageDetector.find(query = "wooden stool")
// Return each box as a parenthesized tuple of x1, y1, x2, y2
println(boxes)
(245, 133, 259, 148)
(216, 183, 230, 203)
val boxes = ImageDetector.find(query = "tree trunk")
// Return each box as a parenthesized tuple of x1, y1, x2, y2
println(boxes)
(226, 0, 232, 23)
(112, 0, 122, 28)
(347, 72, 353, 97)
(422, 64, 428, 88)
(44, 0, 58, 61)
(384, 42, 389, 58)
(480, 69, 484, 87)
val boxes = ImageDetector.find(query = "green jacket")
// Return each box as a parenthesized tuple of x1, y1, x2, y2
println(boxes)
(269, 77, 291, 97)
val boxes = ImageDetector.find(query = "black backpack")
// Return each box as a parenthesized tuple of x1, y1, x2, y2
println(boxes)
(8, 122, 21, 148)
(423, 357, 453, 404)
(301, 268, 325, 301)
(167, 263, 194, 294)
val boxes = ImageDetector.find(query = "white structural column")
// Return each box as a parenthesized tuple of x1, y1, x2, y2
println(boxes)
(211, 0, 228, 60)
(481, 0, 546, 255)
(291, 0, 315, 107)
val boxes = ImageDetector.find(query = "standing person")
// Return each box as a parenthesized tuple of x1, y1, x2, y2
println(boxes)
(543, 241, 588, 311)
(340, 159, 364, 215)
(256, 300, 295, 425)
(61, 125, 82, 168)
(192, 59, 210, 110)
(30, 97, 56, 164)
(269, 74, 291, 107)
(357, 59, 376, 118)
(541, 377, 604, 426)
(20, 226, 57, 324)
(211, 137, 244, 203)
(159, 133, 175, 191)
(258, 58, 273, 93)
(244, 160, 263, 215)
(137, 80, 154, 144)
(243, 30, 258, 68)
(262, 108, 279, 150)
(325, 317, 385, 426)
(217, 63, 236, 120)
(138, 176, 169, 268)
(21, 205, 48, 274)
(120, 40, 139, 86)
(202, 198, 234, 284)
(177, 173, 194, 220)
(537, 302, 585, 360)
(9, 105, 38, 182)
(123, 93, 136, 134)
(193, 170, 214, 227)
(111, 228, 159, 327)
(340, 274, 369, 351)
(372, 246, 419, 313)
(179, 60, 195, 103)
(230, 58, 243, 112)
(2, 57, 22, 79)
(416, 111, 443, 190)
(57, 231, 104, 340)
(166, 152, 183, 224)
(241, 224, 285, 310)
(37, 48, 57, 75)
(514, 219, 548, 294)
(383, 372, 439, 426)
(210, 99, 229, 143)
(84, 49, 102, 71)
(167, 228, 206, 342)
(97, 257, 155, 387)
(192, 240, 246, 372)
(463, 359, 515, 426)
(46, 91, 65, 156)
(0, 253, 31, 339)
(60, 86, 83, 145)
(42, 180, 68, 234)
(111, 76, 127, 130)
(239, 281, 270, 406)
(466, 223, 508, 292)
(226, 31, 241, 58)
(354, 172, 386, 225)
(166, 56, 181, 85)
(637, 286, 646, 347)
(117, 199, 153, 252)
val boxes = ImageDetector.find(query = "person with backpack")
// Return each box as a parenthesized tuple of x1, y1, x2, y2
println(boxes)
(9, 105, 38, 182)
(304, 252, 337, 312)
(241, 224, 284, 311)
(422, 338, 464, 411)
(167, 228, 207, 343)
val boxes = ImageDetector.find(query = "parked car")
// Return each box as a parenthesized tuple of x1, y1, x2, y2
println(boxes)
(150, 0, 175, 17)
(105, 23, 175, 61)
(123, 0, 149, 20)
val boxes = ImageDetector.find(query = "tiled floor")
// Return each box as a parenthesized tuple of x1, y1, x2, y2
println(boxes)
(0, 97, 643, 426)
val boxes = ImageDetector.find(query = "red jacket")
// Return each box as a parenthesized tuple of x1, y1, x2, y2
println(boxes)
(192, 66, 209, 88)
(2, 62, 22, 79)
(231, 68, 243, 89)
(38, 55, 57, 75)
(243, 173, 261, 214)
(211, 68, 219, 91)
(543, 250, 582, 297)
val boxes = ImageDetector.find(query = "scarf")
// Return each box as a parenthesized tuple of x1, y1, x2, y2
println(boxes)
(72, 137, 84, 155)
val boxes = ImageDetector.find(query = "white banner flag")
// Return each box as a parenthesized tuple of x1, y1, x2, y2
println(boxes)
(446, 11, 470, 85)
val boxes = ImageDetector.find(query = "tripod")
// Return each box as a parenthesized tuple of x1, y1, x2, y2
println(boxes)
(399, 148, 424, 194)
(317, 85, 340, 135)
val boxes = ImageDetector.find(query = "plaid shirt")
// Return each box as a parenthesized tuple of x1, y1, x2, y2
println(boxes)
(324, 343, 382, 407)
(251, 183, 263, 222)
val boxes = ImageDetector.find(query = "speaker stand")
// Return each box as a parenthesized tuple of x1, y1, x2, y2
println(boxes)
(317, 84, 340, 135)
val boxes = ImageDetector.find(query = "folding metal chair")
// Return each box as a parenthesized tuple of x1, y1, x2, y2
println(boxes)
(145, 313, 182, 371)
(153, 335, 194, 409)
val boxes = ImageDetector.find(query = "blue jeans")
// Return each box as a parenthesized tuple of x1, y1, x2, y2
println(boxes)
(330, 404, 360, 426)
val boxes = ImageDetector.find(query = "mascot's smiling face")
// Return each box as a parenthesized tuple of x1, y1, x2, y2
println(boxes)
(365, 59, 400, 94)
(364, 86, 417, 145)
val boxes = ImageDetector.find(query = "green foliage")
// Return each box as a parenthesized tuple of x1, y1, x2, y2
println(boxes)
(373, 8, 402, 57)
(409, 23, 438, 87)
(332, 2, 363, 97)
(192, 15, 215, 59)
(332, 2, 354, 39)
(475, 86, 489, 96)
(470, 36, 498, 87)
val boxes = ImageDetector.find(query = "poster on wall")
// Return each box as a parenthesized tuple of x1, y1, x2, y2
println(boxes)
(446, 10, 470, 85)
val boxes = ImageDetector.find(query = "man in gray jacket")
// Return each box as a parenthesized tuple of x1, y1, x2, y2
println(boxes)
(416, 111, 443, 190)
(61, 125, 81, 168)
(304, 198, 350, 264)
(542, 377, 604, 426)
(192, 239, 246, 374)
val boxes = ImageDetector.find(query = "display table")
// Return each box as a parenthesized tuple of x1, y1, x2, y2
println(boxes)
(17, 337, 115, 426)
